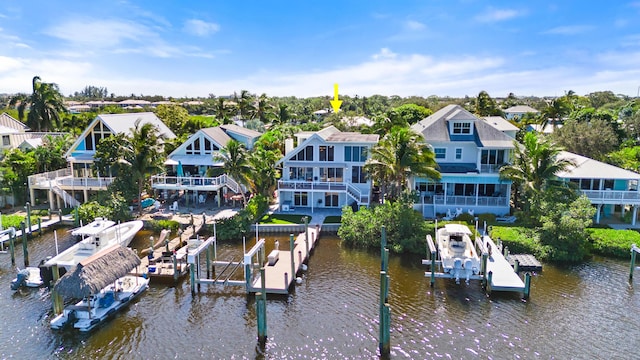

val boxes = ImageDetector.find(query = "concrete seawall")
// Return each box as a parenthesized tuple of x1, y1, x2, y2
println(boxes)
(251, 223, 340, 233)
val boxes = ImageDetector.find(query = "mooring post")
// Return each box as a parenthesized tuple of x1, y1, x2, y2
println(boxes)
(256, 267, 267, 345)
(25, 202, 31, 235)
(630, 244, 638, 280)
(52, 264, 63, 315)
(9, 230, 15, 266)
(503, 245, 509, 258)
(37, 217, 42, 236)
(173, 255, 179, 282)
(289, 233, 295, 281)
(74, 206, 79, 226)
(381, 226, 387, 272)
(430, 250, 436, 287)
(514, 259, 520, 273)
(523, 272, 531, 300)
(481, 253, 488, 288)
(21, 222, 28, 267)
(298, 250, 302, 265)
(379, 270, 390, 357)
(303, 216, 309, 261)
(190, 256, 196, 295)
(57, 209, 62, 222)
(206, 244, 211, 279)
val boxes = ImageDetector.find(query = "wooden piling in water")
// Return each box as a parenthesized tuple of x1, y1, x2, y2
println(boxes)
(257, 267, 267, 345)
(289, 234, 295, 279)
(25, 202, 31, 236)
(21, 222, 28, 267)
(523, 272, 531, 300)
(303, 217, 309, 261)
(9, 231, 15, 266)
(52, 264, 63, 315)
(487, 271, 493, 294)
(630, 244, 638, 280)
(379, 227, 390, 358)
(514, 259, 520, 273)
(37, 217, 42, 236)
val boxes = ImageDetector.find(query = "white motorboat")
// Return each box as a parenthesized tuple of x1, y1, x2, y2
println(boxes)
(50, 275, 149, 332)
(436, 224, 481, 284)
(43, 220, 143, 270)
(10, 267, 43, 290)
(71, 217, 115, 240)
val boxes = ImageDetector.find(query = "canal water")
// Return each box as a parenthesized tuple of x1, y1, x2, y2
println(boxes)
(0, 228, 639, 359)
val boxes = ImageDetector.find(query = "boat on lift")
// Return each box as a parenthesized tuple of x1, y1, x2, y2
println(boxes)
(71, 217, 115, 241)
(436, 224, 481, 284)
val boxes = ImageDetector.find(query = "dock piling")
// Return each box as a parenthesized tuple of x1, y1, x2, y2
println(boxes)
(523, 272, 531, 300)
(379, 227, 391, 358)
(9, 230, 15, 266)
(256, 267, 267, 345)
(630, 244, 638, 280)
(514, 259, 520, 273)
(21, 222, 28, 267)
(303, 217, 309, 261)
(289, 234, 295, 279)
(37, 217, 42, 236)
(487, 271, 493, 294)
(25, 202, 31, 235)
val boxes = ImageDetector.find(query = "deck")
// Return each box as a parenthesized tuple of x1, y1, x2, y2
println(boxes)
(250, 225, 320, 294)
(483, 236, 525, 292)
(0, 215, 67, 245)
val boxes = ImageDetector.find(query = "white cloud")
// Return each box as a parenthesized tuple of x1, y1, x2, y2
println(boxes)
(183, 19, 220, 37)
(48, 19, 153, 48)
(542, 25, 594, 35)
(475, 8, 524, 23)
(405, 20, 425, 31)
(372, 48, 397, 60)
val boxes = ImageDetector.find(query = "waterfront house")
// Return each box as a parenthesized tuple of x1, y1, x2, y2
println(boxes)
(410, 105, 514, 218)
(276, 126, 378, 212)
(150, 124, 262, 206)
(504, 105, 539, 121)
(28, 112, 175, 209)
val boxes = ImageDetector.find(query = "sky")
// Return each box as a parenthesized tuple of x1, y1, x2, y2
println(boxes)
(2, 1, 640, 99)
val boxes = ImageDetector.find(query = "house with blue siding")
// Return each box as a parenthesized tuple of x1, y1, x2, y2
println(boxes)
(410, 105, 514, 218)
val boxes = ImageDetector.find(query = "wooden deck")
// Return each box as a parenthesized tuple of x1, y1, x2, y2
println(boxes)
(484, 236, 525, 292)
(508, 254, 543, 272)
(250, 225, 320, 294)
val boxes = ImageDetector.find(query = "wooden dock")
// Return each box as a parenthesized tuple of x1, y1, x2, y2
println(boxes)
(250, 225, 320, 294)
(508, 254, 543, 272)
(484, 236, 526, 292)
(0, 215, 66, 244)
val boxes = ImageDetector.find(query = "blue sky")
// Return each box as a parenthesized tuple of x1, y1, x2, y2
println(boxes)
(2, 1, 640, 98)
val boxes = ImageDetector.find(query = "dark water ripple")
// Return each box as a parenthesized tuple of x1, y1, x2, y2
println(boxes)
(1, 231, 640, 359)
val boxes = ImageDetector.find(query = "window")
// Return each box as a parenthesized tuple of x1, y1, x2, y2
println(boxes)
(452, 122, 471, 134)
(351, 166, 367, 183)
(345, 146, 367, 162)
(324, 192, 340, 207)
(85, 122, 112, 151)
(294, 192, 308, 206)
(293, 146, 314, 161)
(1, 136, 8, 146)
(455, 148, 462, 160)
(320, 168, 343, 182)
(434, 148, 446, 159)
(481, 149, 505, 165)
(289, 167, 313, 181)
(319, 145, 334, 161)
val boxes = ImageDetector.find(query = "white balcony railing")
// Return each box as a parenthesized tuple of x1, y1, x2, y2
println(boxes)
(581, 189, 640, 204)
(151, 174, 240, 193)
(420, 194, 509, 207)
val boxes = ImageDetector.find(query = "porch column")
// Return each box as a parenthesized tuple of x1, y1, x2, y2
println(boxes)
(595, 204, 602, 224)
(311, 192, 314, 213)
(83, 189, 88, 203)
(474, 184, 479, 206)
(443, 183, 448, 205)
(633, 206, 638, 226)
(621, 205, 626, 218)
(48, 189, 55, 211)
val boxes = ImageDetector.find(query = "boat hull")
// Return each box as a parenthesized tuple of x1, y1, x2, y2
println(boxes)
(50, 275, 149, 332)
(436, 224, 481, 283)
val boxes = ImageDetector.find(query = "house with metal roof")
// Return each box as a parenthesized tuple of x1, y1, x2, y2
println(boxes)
(504, 105, 540, 121)
(150, 125, 262, 206)
(556, 151, 640, 225)
(276, 126, 378, 212)
(28, 112, 175, 209)
(410, 104, 514, 218)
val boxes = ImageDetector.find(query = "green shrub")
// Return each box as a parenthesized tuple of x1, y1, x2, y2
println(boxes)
(1, 214, 28, 229)
(490, 226, 552, 260)
(245, 194, 269, 223)
(588, 228, 640, 258)
(145, 219, 181, 232)
(454, 212, 475, 224)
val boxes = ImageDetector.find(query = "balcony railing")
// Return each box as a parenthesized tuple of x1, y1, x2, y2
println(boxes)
(419, 194, 509, 207)
(151, 174, 239, 192)
(278, 180, 347, 191)
(581, 189, 640, 203)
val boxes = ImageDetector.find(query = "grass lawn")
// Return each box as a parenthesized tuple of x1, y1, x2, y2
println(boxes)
(259, 213, 312, 224)
(323, 216, 341, 223)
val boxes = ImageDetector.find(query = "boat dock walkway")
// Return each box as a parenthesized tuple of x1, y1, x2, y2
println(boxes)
(250, 225, 320, 295)
(0, 214, 69, 245)
(483, 236, 526, 292)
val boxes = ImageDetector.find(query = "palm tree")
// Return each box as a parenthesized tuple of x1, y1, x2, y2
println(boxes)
(272, 103, 296, 125)
(9, 76, 66, 131)
(213, 98, 234, 124)
(364, 127, 440, 202)
(125, 120, 165, 214)
(255, 93, 274, 123)
(214, 139, 253, 206)
(539, 98, 570, 131)
(234, 90, 256, 126)
(500, 132, 575, 214)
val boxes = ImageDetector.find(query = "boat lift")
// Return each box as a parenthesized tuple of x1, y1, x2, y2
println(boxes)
(186, 235, 266, 294)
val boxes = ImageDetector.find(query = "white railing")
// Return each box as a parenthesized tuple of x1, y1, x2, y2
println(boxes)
(151, 174, 241, 193)
(51, 184, 80, 208)
(425, 194, 509, 207)
(56, 177, 113, 188)
(278, 180, 348, 191)
(581, 190, 640, 203)
(346, 183, 369, 205)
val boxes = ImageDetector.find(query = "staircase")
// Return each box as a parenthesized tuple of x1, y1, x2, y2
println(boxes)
(346, 184, 369, 205)
(51, 184, 80, 208)
(223, 175, 242, 194)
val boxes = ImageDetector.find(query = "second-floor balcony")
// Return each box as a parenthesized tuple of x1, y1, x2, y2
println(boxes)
(581, 189, 640, 204)
(419, 194, 509, 207)
(151, 174, 240, 193)
(29, 167, 113, 191)
(278, 180, 347, 191)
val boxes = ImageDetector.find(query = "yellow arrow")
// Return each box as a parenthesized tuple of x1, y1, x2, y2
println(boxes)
(330, 83, 342, 113)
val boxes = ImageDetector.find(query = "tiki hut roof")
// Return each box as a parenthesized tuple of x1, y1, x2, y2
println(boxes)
(53, 245, 141, 299)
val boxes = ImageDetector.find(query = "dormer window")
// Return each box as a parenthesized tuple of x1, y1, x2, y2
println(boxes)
(452, 122, 471, 134)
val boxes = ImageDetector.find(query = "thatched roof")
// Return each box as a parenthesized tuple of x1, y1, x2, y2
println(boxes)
(53, 245, 141, 299)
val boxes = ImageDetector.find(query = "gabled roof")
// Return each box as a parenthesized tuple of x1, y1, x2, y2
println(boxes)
(96, 112, 175, 139)
(219, 124, 262, 141)
(411, 105, 515, 148)
(200, 127, 232, 148)
(556, 151, 640, 180)
(0, 112, 29, 131)
(504, 105, 539, 114)
(483, 116, 519, 132)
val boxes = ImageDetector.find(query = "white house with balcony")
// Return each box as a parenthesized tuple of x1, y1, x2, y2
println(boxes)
(410, 105, 514, 218)
(556, 151, 640, 225)
(151, 124, 262, 207)
(276, 126, 378, 212)
(28, 112, 175, 209)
